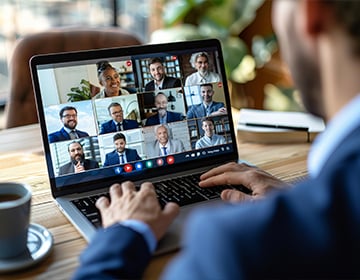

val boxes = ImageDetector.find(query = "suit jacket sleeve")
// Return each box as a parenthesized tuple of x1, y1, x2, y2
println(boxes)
(73, 223, 151, 280)
(103, 153, 111, 167)
(58, 163, 72, 176)
(145, 81, 154, 92)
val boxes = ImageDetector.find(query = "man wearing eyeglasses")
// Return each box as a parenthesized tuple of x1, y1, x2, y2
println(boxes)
(48, 106, 89, 143)
(99, 102, 139, 135)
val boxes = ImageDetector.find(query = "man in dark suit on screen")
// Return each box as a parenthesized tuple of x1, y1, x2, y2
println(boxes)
(58, 141, 99, 176)
(144, 57, 181, 92)
(145, 92, 184, 126)
(99, 102, 139, 134)
(103, 133, 142, 167)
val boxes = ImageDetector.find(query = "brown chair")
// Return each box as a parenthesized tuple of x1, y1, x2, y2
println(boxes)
(4, 27, 141, 128)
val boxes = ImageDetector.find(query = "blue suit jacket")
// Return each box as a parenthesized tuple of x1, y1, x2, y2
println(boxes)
(103, 148, 141, 167)
(186, 101, 225, 119)
(73, 125, 360, 279)
(48, 127, 89, 143)
(145, 111, 184, 126)
(99, 119, 139, 135)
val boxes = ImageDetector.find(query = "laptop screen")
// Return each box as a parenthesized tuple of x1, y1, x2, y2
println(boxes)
(30, 39, 238, 197)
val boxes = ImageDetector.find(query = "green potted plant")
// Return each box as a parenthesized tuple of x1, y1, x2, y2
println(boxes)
(67, 79, 92, 102)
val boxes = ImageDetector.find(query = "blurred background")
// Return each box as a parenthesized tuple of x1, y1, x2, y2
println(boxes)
(0, 0, 301, 129)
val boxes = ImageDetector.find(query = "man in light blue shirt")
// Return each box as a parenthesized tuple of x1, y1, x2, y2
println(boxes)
(195, 117, 225, 149)
(74, 1, 360, 279)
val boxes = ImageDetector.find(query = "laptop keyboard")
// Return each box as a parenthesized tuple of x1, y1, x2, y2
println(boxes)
(71, 172, 251, 228)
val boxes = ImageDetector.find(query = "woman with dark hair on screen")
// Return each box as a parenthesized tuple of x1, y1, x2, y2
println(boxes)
(93, 61, 130, 99)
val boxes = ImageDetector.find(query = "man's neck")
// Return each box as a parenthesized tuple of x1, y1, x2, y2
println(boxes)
(319, 26, 360, 121)
(155, 78, 164, 86)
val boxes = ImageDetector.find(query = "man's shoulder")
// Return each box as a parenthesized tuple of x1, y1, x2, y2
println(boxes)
(59, 161, 72, 169)
(164, 76, 181, 86)
(48, 128, 66, 142)
(145, 80, 154, 91)
(85, 159, 99, 165)
(168, 111, 183, 120)
(49, 128, 63, 136)
(106, 150, 117, 156)
(124, 119, 138, 124)
(101, 120, 113, 127)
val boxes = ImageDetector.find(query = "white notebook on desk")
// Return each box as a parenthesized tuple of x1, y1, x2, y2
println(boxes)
(237, 109, 326, 143)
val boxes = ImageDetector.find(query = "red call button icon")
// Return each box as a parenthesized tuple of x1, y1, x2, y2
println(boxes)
(166, 156, 175, 165)
(124, 164, 133, 173)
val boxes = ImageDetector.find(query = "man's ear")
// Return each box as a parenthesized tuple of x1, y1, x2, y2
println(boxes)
(305, 0, 332, 36)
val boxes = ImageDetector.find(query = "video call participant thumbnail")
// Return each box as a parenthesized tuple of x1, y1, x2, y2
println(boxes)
(100, 102, 139, 134)
(144, 57, 181, 92)
(49, 106, 89, 144)
(58, 141, 99, 176)
(103, 133, 142, 167)
(145, 92, 184, 126)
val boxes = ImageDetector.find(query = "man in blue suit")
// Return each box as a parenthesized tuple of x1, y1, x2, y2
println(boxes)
(48, 106, 89, 143)
(144, 57, 181, 92)
(103, 133, 141, 167)
(74, 1, 360, 279)
(186, 83, 227, 120)
(145, 92, 184, 126)
(99, 102, 139, 134)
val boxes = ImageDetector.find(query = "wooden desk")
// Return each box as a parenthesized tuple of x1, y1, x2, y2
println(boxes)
(0, 123, 310, 279)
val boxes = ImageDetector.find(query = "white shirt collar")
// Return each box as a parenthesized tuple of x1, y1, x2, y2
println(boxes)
(308, 94, 360, 177)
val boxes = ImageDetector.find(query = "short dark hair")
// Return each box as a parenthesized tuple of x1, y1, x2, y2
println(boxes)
(201, 117, 214, 125)
(59, 106, 77, 118)
(326, 1, 360, 54)
(113, 133, 126, 142)
(200, 83, 213, 89)
(148, 57, 163, 67)
(67, 141, 82, 151)
(107, 102, 122, 113)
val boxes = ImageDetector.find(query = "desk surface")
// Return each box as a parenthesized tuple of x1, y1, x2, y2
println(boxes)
(0, 121, 310, 279)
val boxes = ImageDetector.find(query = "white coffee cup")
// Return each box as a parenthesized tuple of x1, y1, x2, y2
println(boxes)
(0, 182, 32, 259)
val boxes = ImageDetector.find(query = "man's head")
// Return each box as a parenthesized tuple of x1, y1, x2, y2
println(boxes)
(108, 102, 124, 123)
(154, 92, 168, 117)
(60, 106, 78, 130)
(97, 61, 120, 97)
(272, 0, 360, 119)
(200, 83, 215, 105)
(68, 141, 84, 163)
(148, 57, 165, 83)
(201, 117, 215, 137)
(190, 52, 210, 75)
(113, 133, 126, 153)
(155, 124, 169, 146)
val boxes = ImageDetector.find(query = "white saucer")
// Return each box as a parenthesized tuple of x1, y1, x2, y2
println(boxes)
(0, 223, 53, 273)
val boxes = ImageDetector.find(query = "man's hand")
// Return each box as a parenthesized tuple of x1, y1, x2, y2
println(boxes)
(209, 107, 227, 116)
(96, 181, 180, 241)
(74, 161, 85, 173)
(199, 162, 290, 202)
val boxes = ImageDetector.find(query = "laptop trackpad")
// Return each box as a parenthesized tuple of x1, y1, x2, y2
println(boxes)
(154, 200, 223, 255)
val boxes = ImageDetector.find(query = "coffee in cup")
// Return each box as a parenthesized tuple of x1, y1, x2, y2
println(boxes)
(0, 182, 32, 259)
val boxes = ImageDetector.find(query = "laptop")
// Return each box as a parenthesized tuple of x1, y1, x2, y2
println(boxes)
(30, 38, 246, 254)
